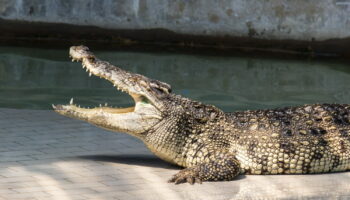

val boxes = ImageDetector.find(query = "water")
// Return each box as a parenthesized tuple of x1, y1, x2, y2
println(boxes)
(0, 46, 350, 111)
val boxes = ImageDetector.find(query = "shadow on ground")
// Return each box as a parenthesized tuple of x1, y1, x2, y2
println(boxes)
(78, 154, 180, 170)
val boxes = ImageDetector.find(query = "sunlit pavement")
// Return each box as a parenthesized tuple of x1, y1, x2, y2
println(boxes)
(0, 108, 350, 200)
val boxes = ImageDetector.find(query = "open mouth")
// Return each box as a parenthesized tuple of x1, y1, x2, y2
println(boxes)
(53, 45, 164, 135)
(52, 46, 153, 117)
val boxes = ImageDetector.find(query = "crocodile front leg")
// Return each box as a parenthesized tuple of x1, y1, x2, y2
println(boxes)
(168, 152, 241, 184)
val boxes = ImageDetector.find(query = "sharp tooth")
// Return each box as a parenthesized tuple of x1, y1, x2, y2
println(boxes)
(105, 103, 108, 106)
(70, 98, 74, 105)
(86, 68, 88, 72)
(99, 104, 102, 107)
(71, 59, 74, 62)
(89, 72, 92, 77)
(52, 104, 56, 109)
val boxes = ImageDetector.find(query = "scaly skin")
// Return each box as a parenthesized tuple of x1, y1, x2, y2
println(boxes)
(53, 46, 350, 184)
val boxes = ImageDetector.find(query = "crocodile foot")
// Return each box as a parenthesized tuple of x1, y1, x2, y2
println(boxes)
(168, 168, 203, 185)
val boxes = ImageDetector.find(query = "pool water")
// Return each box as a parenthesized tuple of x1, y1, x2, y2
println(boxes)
(0, 46, 350, 111)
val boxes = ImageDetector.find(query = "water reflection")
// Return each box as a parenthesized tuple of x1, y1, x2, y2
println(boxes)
(0, 46, 350, 111)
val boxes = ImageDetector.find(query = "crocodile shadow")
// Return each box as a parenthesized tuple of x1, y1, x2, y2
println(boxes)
(78, 154, 179, 170)
(78, 154, 246, 180)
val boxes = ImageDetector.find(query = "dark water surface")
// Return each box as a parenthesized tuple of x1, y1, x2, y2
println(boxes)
(0, 46, 350, 111)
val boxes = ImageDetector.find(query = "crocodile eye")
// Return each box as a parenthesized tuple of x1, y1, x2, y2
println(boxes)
(149, 81, 171, 95)
(151, 86, 166, 96)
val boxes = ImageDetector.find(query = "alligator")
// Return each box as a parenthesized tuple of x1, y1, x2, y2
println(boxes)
(53, 45, 350, 184)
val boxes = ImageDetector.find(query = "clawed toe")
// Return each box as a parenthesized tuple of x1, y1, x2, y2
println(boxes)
(168, 168, 202, 185)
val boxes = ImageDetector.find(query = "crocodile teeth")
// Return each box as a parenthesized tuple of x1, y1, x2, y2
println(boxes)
(70, 98, 74, 105)
(105, 103, 108, 106)
(86, 68, 88, 72)
(89, 72, 92, 77)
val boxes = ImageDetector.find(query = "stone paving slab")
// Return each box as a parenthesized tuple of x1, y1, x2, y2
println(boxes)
(0, 108, 350, 200)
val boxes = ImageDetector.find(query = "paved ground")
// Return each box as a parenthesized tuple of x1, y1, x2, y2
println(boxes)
(0, 108, 350, 200)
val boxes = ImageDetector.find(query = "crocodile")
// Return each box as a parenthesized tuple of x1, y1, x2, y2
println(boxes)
(53, 45, 350, 184)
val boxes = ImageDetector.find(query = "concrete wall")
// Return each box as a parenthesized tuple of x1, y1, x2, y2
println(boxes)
(1, 0, 350, 41)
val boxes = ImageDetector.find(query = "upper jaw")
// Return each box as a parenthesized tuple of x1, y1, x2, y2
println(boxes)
(70, 46, 136, 94)
(69, 46, 145, 105)
(69, 45, 171, 111)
